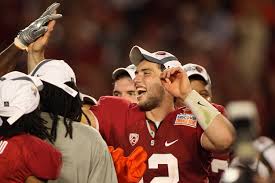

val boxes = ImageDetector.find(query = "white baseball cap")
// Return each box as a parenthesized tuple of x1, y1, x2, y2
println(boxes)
(79, 93, 97, 105)
(0, 79, 40, 125)
(112, 64, 136, 80)
(29, 59, 78, 97)
(182, 63, 212, 88)
(129, 45, 182, 69)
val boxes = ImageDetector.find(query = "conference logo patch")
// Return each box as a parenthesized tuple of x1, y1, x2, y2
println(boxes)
(174, 113, 197, 128)
(129, 133, 139, 146)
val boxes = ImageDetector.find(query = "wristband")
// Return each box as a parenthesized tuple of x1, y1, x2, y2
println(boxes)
(14, 37, 28, 51)
(184, 90, 220, 130)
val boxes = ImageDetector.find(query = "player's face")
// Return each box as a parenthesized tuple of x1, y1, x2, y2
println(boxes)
(134, 60, 165, 111)
(113, 76, 138, 103)
(190, 79, 212, 102)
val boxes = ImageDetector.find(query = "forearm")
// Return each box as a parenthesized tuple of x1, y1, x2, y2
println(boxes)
(202, 115, 236, 151)
(182, 90, 236, 151)
(27, 50, 45, 73)
(0, 43, 22, 76)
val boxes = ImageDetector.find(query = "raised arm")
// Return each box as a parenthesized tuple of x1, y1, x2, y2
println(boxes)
(0, 2, 61, 76)
(27, 20, 56, 72)
(161, 67, 236, 152)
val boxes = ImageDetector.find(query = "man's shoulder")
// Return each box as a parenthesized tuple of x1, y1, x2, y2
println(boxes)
(97, 96, 138, 109)
(72, 122, 100, 136)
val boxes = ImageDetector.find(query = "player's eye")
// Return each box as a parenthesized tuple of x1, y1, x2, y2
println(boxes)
(113, 91, 121, 97)
(199, 92, 209, 99)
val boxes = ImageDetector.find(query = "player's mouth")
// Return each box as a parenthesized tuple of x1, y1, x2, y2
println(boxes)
(136, 88, 147, 100)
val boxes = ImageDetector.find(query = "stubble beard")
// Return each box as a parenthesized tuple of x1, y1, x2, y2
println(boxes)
(138, 85, 165, 111)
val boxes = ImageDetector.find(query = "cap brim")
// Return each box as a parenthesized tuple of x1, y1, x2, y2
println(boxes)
(129, 46, 158, 66)
(187, 71, 208, 83)
(79, 93, 97, 105)
(129, 46, 181, 68)
(41, 79, 78, 97)
(7, 111, 24, 125)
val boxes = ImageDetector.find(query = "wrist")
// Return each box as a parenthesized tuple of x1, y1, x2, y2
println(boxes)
(180, 88, 192, 101)
(28, 51, 45, 62)
(184, 90, 220, 130)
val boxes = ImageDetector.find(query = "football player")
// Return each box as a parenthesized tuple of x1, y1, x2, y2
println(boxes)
(87, 46, 236, 182)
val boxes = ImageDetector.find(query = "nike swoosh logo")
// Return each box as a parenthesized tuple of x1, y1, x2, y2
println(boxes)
(165, 139, 179, 147)
(197, 101, 206, 106)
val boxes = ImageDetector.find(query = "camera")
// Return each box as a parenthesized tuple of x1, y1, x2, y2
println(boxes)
(220, 101, 259, 183)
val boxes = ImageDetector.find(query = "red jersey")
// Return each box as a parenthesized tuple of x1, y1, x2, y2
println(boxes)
(0, 134, 62, 183)
(91, 96, 226, 183)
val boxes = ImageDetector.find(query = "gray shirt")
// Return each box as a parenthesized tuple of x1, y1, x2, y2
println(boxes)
(41, 112, 118, 183)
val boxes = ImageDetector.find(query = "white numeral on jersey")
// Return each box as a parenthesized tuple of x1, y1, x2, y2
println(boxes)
(142, 154, 179, 183)
(0, 140, 8, 154)
(211, 159, 228, 173)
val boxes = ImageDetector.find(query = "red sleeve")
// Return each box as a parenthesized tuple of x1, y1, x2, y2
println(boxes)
(90, 96, 131, 143)
(212, 103, 227, 116)
(24, 136, 62, 179)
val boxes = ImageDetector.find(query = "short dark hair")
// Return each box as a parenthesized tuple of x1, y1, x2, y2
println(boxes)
(113, 72, 132, 82)
(39, 81, 82, 141)
(0, 109, 53, 142)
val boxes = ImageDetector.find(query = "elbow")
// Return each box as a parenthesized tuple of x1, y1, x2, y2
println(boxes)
(215, 131, 236, 151)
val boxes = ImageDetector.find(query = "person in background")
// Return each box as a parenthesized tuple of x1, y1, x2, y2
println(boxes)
(112, 64, 138, 103)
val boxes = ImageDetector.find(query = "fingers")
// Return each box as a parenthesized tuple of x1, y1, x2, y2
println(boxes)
(49, 14, 63, 20)
(33, 26, 48, 38)
(111, 147, 125, 162)
(40, 14, 62, 27)
(47, 20, 56, 32)
(128, 146, 146, 160)
(127, 146, 148, 169)
(40, 2, 61, 18)
(160, 66, 183, 80)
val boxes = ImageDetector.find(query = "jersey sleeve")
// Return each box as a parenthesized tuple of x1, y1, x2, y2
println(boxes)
(212, 103, 226, 116)
(88, 129, 118, 183)
(90, 96, 131, 143)
(24, 136, 62, 180)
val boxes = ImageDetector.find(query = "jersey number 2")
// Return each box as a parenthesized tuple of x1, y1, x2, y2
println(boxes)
(139, 153, 179, 183)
